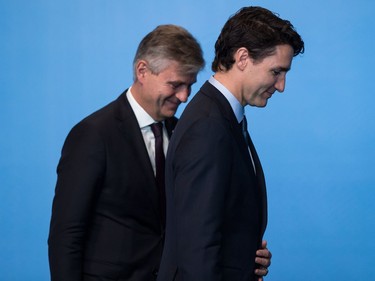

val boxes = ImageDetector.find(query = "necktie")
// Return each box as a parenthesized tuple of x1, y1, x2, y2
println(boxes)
(150, 122, 166, 226)
(240, 116, 256, 174)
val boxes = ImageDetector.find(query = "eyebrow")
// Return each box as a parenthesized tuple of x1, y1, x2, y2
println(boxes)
(167, 81, 184, 87)
(276, 66, 291, 72)
(168, 80, 196, 86)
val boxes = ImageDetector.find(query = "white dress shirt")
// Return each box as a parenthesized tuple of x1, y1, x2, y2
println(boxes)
(126, 88, 168, 176)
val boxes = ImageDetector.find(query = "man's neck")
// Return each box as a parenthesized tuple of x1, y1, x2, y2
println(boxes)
(213, 72, 243, 105)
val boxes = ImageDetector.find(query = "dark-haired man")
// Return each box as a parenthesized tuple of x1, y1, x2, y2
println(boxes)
(158, 6, 304, 281)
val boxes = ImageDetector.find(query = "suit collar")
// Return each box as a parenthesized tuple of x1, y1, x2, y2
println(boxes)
(200, 81, 239, 125)
(116, 89, 177, 138)
(126, 88, 155, 129)
(200, 82, 254, 172)
(208, 76, 244, 123)
(114, 90, 178, 227)
(114, 91, 163, 224)
(201, 81, 267, 235)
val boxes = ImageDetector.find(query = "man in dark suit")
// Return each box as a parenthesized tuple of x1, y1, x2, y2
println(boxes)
(157, 7, 305, 281)
(48, 24, 204, 281)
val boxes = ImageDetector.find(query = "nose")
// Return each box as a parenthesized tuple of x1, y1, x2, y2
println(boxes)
(275, 77, 286, 93)
(175, 87, 190, 103)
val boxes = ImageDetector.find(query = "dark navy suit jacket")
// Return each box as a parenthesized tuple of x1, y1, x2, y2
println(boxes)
(157, 81, 267, 281)
(48, 91, 177, 281)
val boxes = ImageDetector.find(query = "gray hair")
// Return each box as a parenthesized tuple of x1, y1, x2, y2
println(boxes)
(133, 24, 204, 79)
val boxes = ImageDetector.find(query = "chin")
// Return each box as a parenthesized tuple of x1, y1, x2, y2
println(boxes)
(161, 111, 176, 119)
(253, 101, 268, 108)
(260, 98, 270, 107)
(249, 97, 269, 108)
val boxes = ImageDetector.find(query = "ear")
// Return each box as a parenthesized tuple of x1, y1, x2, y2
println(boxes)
(235, 47, 250, 71)
(135, 60, 148, 82)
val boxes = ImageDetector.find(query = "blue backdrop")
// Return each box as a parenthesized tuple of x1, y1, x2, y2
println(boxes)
(1, 0, 374, 280)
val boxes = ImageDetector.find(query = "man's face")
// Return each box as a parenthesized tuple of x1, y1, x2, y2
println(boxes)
(241, 44, 294, 107)
(138, 60, 197, 121)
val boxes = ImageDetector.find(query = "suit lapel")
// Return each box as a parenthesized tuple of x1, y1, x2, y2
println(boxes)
(246, 132, 268, 237)
(200, 82, 257, 178)
(201, 81, 268, 237)
(114, 91, 162, 220)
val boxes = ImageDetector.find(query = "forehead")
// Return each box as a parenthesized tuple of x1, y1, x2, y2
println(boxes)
(260, 45, 294, 69)
(159, 61, 197, 83)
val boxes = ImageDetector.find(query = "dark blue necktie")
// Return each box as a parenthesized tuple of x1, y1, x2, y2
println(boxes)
(240, 116, 256, 174)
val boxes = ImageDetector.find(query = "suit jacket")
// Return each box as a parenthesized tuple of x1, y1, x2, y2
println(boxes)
(48, 90, 177, 281)
(157, 81, 267, 281)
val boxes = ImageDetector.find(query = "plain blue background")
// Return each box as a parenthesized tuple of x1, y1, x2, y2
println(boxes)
(1, 0, 374, 280)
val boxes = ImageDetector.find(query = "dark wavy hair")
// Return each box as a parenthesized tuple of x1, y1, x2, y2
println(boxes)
(212, 6, 304, 72)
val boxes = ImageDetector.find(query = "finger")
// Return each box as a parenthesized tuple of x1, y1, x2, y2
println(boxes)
(255, 256, 271, 267)
(255, 267, 269, 277)
(256, 248, 271, 258)
(261, 240, 267, 249)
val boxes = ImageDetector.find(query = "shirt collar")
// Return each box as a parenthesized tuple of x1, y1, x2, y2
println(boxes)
(126, 87, 156, 128)
(208, 76, 244, 123)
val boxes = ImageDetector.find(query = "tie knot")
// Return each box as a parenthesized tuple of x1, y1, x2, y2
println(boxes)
(150, 122, 163, 138)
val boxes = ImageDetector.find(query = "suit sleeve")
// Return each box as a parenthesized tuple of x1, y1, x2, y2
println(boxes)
(48, 122, 106, 281)
(171, 117, 232, 280)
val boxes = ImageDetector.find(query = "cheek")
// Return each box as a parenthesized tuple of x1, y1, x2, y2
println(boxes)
(158, 92, 176, 110)
(259, 80, 276, 93)
(252, 76, 272, 92)
(255, 85, 269, 95)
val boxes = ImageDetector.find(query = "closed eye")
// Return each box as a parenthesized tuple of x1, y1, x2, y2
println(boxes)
(271, 66, 290, 77)
(168, 82, 193, 92)
(168, 82, 183, 90)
